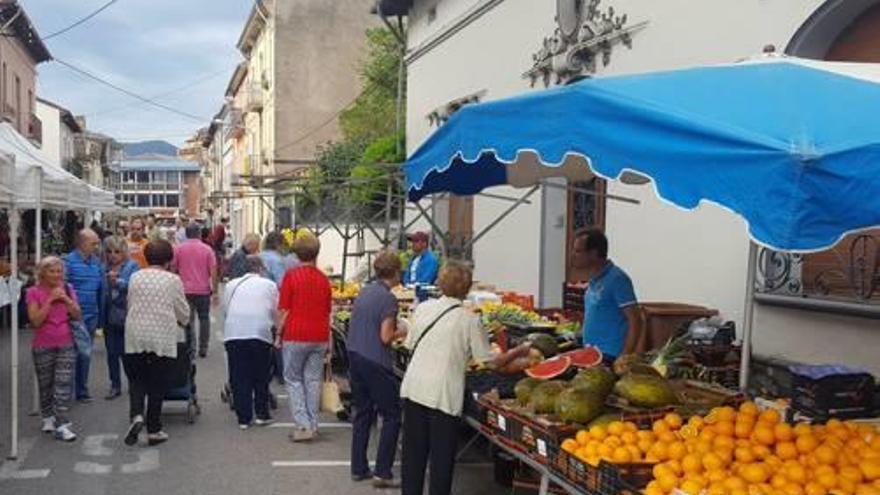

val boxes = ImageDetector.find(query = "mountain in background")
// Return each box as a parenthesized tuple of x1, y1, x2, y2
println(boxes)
(122, 140, 179, 159)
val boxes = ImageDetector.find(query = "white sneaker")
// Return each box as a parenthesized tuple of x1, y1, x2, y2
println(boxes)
(41, 417, 55, 433)
(54, 423, 77, 442)
(254, 418, 275, 427)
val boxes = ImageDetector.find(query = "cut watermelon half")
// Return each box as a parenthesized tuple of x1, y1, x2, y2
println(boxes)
(525, 356, 572, 379)
(560, 346, 603, 368)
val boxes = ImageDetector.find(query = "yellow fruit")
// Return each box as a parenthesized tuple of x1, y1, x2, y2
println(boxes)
(794, 423, 814, 437)
(714, 435, 736, 451)
(706, 482, 727, 495)
(742, 463, 771, 484)
(776, 423, 795, 442)
(656, 471, 678, 492)
(752, 444, 773, 460)
(620, 431, 638, 445)
(637, 430, 656, 442)
(753, 425, 777, 446)
(815, 445, 838, 465)
(654, 420, 671, 435)
(736, 446, 757, 463)
(798, 435, 821, 454)
(643, 481, 665, 495)
(862, 460, 880, 481)
(703, 453, 725, 472)
(716, 421, 736, 438)
(649, 442, 670, 462)
(682, 454, 702, 473)
(637, 439, 654, 454)
(724, 475, 747, 491)
(715, 406, 737, 422)
(736, 420, 755, 439)
(839, 478, 858, 495)
(668, 442, 687, 461)
(785, 482, 807, 495)
(589, 425, 608, 441)
(626, 445, 642, 461)
(760, 409, 782, 425)
(658, 431, 678, 443)
(664, 413, 684, 430)
(787, 463, 808, 483)
(680, 479, 703, 495)
(771, 473, 789, 489)
(562, 439, 579, 453)
(611, 447, 632, 464)
(805, 481, 828, 495)
(842, 466, 866, 484)
(623, 421, 638, 433)
(817, 471, 839, 490)
(597, 443, 614, 459)
(605, 436, 622, 448)
(608, 421, 626, 437)
(739, 401, 760, 417)
(707, 469, 727, 483)
(777, 441, 799, 460)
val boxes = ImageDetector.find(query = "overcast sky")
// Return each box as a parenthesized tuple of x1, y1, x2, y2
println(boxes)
(26, 0, 252, 145)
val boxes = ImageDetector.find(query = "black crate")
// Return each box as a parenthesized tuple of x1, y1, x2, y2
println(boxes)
(598, 461, 656, 495)
(748, 356, 801, 399)
(791, 369, 876, 420)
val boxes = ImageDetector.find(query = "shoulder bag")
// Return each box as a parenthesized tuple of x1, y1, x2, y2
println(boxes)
(409, 303, 462, 358)
(65, 284, 92, 357)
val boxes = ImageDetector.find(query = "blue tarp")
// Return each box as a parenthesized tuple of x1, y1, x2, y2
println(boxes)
(404, 58, 880, 252)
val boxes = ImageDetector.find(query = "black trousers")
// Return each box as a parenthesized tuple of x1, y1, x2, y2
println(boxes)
(186, 294, 211, 353)
(123, 352, 173, 434)
(225, 339, 272, 425)
(401, 399, 460, 495)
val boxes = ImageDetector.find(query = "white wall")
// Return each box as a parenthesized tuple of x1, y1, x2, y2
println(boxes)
(35, 101, 60, 164)
(406, 0, 880, 372)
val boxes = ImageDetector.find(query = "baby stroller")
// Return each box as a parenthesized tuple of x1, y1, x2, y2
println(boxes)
(164, 342, 201, 424)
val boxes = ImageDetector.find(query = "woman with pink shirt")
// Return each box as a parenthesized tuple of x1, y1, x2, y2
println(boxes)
(26, 256, 82, 442)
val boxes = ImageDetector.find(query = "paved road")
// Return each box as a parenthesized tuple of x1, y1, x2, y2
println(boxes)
(0, 307, 508, 495)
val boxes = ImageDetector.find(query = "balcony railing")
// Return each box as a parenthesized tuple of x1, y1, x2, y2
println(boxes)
(28, 113, 42, 146)
(0, 103, 15, 125)
(245, 83, 264, 113)
(226, 108, 246, 139)
(755, 232, 880, 317)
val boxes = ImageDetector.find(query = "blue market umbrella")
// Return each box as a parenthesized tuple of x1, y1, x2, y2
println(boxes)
(405, 57, 880, 253)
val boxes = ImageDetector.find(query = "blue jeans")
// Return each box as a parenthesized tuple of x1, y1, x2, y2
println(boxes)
(75, 313, 98, 399)
(349, 352, 401, 480)
(282, 342, 326, 431)
(104, 326, 125, 392)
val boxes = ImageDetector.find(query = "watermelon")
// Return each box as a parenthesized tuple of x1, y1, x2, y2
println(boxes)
(525, 356, 571, 380)
(560, 346, 603, 368)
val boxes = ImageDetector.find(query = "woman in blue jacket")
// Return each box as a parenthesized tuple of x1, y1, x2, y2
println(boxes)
(103, 236, 139, 399)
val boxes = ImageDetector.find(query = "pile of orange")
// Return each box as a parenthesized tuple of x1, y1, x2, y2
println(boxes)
(560, 413, 685, 467)
(641, 402, 880, 495)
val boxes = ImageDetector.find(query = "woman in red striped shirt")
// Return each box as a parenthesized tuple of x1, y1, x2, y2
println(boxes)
(276, 232, 332, 442)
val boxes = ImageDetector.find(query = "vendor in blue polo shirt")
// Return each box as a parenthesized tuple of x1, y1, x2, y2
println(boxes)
(571, 229, 638, 361)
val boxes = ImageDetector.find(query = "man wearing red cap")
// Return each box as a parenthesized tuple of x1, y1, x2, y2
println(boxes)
(403, 231, 439, 286)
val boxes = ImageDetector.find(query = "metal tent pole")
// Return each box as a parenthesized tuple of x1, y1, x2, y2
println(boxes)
(8, 208, 20, 460)
(31, 171, 42, 415)
(739, 242, 758, 391)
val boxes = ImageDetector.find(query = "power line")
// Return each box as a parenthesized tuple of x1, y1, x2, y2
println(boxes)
(86, 67, 228, 118)
(53, 57, 207, 123)
(43, 0, 120, 40)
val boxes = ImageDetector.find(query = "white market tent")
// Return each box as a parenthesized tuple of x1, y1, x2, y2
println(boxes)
(0, 122, 116, 459)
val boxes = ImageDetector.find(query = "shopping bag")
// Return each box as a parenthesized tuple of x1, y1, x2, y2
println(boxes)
(320, 363, 342, 413)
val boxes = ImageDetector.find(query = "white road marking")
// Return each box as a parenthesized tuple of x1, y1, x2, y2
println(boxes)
(82, 434, 117, 457)
(120, 449, 160, 474)
(0, 437, 51, 480)
(269, 422, 351, 429)
(73, 462, 112, 475)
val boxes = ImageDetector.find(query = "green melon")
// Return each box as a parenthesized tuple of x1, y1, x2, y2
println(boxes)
(613, 373, 679, 409)
(529, 381, 567, 414)
(570, 367, 617, 398)
(514, 377, 543, 406)
(526, 333, 559, 358)
(554, 387, 605, 424)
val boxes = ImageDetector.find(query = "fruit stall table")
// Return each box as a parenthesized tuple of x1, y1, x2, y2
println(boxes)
(463, 416, 590, 495)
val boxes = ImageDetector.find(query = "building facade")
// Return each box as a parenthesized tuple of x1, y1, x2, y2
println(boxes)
(385, 0, 880, 375)
(0, 2, 50, 145)
(112, 158, 202, 218)
(35, 98, 81, 171)
(73, 122, 122, 190)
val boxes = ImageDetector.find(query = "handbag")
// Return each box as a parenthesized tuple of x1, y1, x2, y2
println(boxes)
(66, 285, 92, 356)
(320, 362, 343, 413)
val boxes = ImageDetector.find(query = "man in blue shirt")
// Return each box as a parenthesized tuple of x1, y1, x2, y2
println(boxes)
(571, 229, 638, 360)
(403, 231, 439, 286)
(64, 228, 106, 402)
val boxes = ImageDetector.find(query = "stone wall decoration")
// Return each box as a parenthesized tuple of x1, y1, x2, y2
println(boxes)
(524, 0, 648, 87)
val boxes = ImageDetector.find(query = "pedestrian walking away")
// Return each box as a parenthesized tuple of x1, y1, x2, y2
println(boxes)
(259, 231, 299, 384)
(400, 263, 531, 495)
(346, 251, 407, 488)
(27, 256, 81, 442)
(64, 228, 106, 403)
(172, 222, 218, 358)
(103, 236, 140, 400)
(225, 233, 261, 281)
(223, 255, 278, 429)
(277, 232, 331, 443)
(123, 240, 191, 446)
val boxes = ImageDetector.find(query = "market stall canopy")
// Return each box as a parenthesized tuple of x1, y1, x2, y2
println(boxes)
(0, 123, 116, 210)
(404, 57, 880, 252)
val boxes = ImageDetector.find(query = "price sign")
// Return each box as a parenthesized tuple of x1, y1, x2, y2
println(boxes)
(537, 439, 548, 457)
(498, 415, 507, 431)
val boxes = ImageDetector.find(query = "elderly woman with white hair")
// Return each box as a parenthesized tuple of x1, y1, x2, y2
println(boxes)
(223, 255, 278, 429)
(225, 233, 262, 280)
(26, 256, 82, 441)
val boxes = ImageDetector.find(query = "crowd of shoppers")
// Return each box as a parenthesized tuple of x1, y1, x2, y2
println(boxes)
(26, 216, 527, 495)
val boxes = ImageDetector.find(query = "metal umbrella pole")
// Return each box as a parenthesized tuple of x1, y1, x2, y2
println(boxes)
(31, 170, 42, 415)
(739, 242, 758, 391)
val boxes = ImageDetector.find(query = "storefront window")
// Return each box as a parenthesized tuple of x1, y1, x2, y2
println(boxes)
(135, 194, 150, 207)
(166, 194, 180, 208)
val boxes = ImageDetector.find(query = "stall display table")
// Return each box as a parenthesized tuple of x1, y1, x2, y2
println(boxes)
(462, 416, 593, 495)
